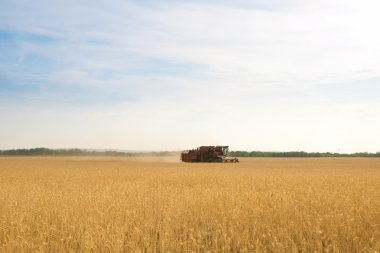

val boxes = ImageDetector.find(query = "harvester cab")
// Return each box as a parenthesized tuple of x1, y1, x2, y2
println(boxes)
(220, 146, 228, 156)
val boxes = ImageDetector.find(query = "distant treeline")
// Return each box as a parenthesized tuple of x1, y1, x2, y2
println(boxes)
(229, 150, 380, 158)
(0, 148, 177, 157)
(1, 148, 379, 157)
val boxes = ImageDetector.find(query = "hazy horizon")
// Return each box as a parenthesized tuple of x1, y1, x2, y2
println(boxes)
(1, 147, 379, 155)
(1, 0, 380, 153)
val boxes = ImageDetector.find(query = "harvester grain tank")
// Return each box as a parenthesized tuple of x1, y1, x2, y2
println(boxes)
(181, 146, 239, 163)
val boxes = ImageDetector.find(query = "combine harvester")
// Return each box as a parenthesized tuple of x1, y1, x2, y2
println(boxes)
(181, 146, 239, 163)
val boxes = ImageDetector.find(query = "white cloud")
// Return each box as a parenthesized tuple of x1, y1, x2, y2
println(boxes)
(3, 0, 380, 86)
(140, 0, 380, 85)
(1, 0, 380, 152)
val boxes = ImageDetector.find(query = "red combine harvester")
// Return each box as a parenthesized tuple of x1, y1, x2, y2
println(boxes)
(181, 146, 239, 163)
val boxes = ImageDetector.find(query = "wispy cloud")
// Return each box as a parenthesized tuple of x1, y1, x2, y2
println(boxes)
(0, 0, 380, 151)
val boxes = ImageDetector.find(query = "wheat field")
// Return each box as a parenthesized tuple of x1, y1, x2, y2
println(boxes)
(0, 157, 379, 252)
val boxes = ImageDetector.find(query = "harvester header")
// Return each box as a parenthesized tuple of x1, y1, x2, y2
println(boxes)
(181, 146, 239, 163)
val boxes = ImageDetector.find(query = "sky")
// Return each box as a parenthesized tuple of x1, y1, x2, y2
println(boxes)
(0, 0, 380, 153)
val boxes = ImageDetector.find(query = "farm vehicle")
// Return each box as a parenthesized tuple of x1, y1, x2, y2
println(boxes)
(181, 146, 239, 163)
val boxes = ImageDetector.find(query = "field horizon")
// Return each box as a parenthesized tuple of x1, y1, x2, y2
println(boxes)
(1, 147, 380, 158)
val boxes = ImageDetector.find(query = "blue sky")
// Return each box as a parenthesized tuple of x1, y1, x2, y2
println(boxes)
(1, 0, 380, 152)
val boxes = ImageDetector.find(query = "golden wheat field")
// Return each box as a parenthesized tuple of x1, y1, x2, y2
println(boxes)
(0, 157, 379, 253)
